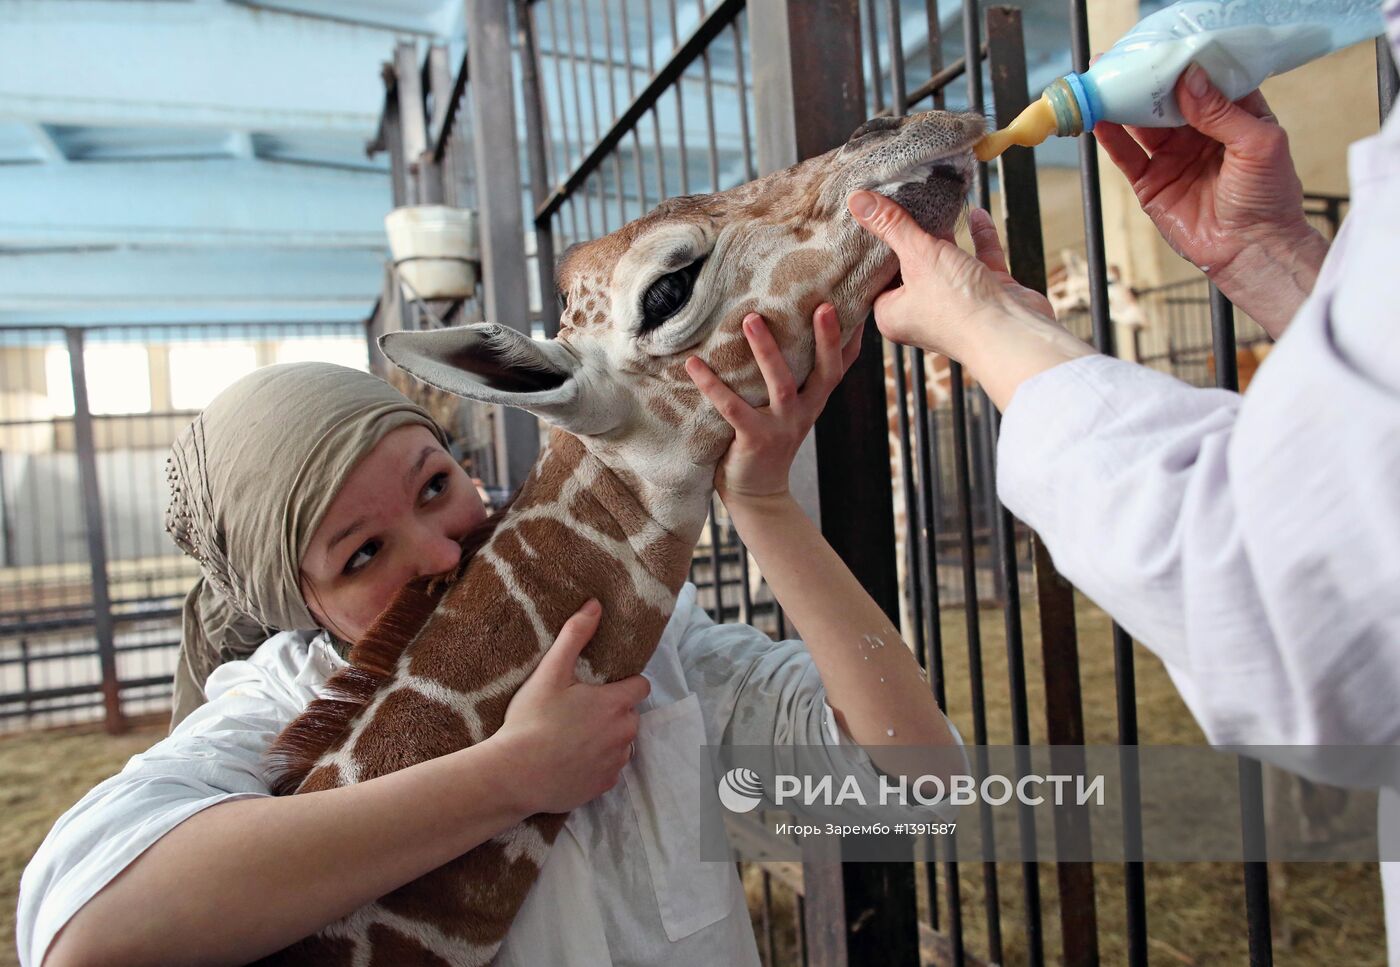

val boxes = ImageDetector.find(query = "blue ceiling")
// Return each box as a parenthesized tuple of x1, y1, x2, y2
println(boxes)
(0, 0, 1084, 328)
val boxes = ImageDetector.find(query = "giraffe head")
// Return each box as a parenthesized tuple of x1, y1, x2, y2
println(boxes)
(383, 109, 982, 516)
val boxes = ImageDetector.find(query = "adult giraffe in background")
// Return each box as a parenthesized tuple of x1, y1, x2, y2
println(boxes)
(253, 109, 984, 966)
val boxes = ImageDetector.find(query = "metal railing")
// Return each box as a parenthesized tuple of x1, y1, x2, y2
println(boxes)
(499, 4, 1397, 966)
(0, 321, 372, 733)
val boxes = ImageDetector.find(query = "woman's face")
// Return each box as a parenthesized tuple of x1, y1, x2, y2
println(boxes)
(299, 424, 486, 643)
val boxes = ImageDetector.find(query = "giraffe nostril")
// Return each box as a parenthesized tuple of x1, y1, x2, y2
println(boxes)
(849, 116, 902, 142)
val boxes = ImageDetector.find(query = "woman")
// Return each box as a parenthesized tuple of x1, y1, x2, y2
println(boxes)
(19, 307, 962, 966)
(844, 46, 1400, 962)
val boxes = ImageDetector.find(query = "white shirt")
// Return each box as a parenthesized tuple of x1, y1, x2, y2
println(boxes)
(995, 98, 1400, 961)
(17, 582, 960, 967)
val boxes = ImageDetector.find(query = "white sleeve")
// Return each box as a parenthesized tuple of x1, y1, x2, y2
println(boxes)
(995, 313, 1400, 749)
(15, 632, 332, 967)
(675, 594, 964, 821)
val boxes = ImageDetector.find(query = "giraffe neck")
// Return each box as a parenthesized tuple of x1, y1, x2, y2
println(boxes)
(456, 427, 709, 687)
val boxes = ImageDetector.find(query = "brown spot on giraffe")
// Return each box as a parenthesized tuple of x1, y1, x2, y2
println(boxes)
(365, 923, 453, 967)
(569, 487, 628, 542)
(351, 688, 472, 780)
(768, 248, 830, 298)
(645, 393, 683, 426)
(298, 763, 342, 794)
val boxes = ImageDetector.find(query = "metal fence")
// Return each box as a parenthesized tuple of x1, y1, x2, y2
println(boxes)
(441, 2, 1396, 966)
(0, 321, 372, 733)
(1128, 193, 1349, 388)
(5, 3, 1392, 966)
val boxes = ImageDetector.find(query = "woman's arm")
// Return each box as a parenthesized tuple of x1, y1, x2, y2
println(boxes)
(46, 736, 532, 967)
(685, 309, 957, 778)
(722, 493, 955, 756)
(37, 601, 646, 967)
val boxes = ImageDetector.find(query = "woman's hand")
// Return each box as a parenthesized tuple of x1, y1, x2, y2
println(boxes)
(498, 600, 650, 814)
(848, 193, 1095, 411)
(684, 306, 863, 503)
(1094, 64, 1328, 336)
(849, 197, 1056, 357)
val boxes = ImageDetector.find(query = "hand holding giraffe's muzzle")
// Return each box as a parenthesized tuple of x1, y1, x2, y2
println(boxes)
(684, 305, 864, 504)
(847, 196, 1058, 363)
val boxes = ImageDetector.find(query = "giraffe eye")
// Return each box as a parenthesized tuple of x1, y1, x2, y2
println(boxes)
(639, 258, 705, 333)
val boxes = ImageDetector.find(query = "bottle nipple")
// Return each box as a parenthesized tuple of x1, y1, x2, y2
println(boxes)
(974, 94, 1059, 162)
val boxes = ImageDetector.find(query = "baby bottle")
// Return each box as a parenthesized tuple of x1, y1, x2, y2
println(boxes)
(977, 0, 1386, 161)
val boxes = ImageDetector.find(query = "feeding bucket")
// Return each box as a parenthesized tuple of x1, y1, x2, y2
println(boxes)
(384, 205, 481, 300)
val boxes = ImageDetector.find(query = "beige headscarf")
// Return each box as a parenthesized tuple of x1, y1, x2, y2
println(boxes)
(164, 362, 448, 729)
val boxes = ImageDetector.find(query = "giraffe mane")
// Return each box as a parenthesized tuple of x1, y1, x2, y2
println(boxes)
(264, 496, 517, 797)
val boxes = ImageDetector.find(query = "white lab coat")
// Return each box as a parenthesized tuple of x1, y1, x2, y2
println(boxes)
(17, 582, 960, 966)
(994, 87, 1400, 961)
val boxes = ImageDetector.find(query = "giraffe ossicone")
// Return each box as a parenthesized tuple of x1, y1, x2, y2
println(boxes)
(255, 109, 983, 967)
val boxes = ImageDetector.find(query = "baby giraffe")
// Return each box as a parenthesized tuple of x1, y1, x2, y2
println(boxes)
(257, 109, 983, 965)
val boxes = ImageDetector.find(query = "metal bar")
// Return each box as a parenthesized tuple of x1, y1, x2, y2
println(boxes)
(762, 870, 776, 966)
(1210, 286, 1239, 391)
(394, 41, 429, 206)
(546, 0, 575, 182)
(707, 498, 726, 619)
(747, 4, 918, 962)
(987, 7, 1096, 965)
(65, 328, 124, 735)
(668, 0, 690, 195)
(956, 1, 1003, 960)
(467, 0, 542, 490)
(651, 104, 667, 200)
(891, 346, 926, 690)
(881, 20, 948, 951)
(1209, 274, 1273, 966)
(702, 49, 720, 190)
(1240, 757, 1274, 966)
(534, 0, 745, 222)
(1062, 0, 1146, 959)
(381, 79, 409, 208)
(613, 152, 627, 227)
(562, 0, 590, 174)
(579, 0, 603, 148)
(737, 530, 754, 625)
(632, 128, 646, 214)
(797, 892, 809, 967)
(947, 364, 1005, 966)
(888, 54, 973, 114)
(886, 0, 906, 111)
(518, 0, 563, 338)
(731, 19, 756, 182)
(431, 48, 469, 163)
(601, 0, 619, 127)
(865, 0, 885, 114)
(621, 0, 636, 97)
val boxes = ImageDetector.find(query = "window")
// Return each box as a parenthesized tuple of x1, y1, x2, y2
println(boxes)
(45, 344, 152, 415)
(168, 342, 259, 410)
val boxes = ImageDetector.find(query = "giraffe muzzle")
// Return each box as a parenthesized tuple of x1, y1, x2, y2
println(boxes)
(843, 110, 984, 236)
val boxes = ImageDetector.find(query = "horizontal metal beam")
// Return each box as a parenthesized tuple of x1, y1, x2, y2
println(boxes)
(226, 0, 449, 38)
(533, 0, 746, 224)
(0, 158, 388, 250)
(0, 247, 381, 324)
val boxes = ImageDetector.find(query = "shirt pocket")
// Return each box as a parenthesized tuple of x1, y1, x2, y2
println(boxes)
(622, 692, 735, 942)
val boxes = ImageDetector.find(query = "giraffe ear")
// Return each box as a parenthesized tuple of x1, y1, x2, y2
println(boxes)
(380, 324, 620, 434)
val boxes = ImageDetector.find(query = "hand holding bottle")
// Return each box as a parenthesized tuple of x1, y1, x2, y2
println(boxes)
(1094, 65, 1329, 338)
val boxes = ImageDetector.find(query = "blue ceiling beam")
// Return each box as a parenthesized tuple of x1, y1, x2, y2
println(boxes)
(0, 158, 390, 250)
(0, 247, 383, 325)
